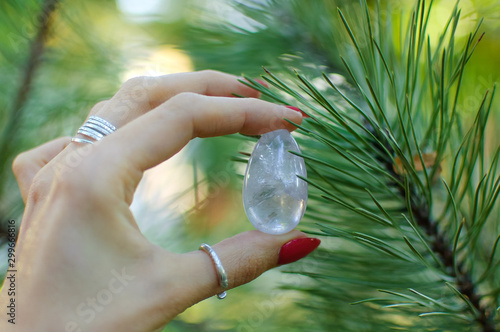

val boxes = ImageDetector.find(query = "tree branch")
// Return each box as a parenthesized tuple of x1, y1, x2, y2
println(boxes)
(371, 128, 496, 332)
(0, 0, 60, 235)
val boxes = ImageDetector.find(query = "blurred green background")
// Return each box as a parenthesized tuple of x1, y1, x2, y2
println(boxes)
(0, 0, 499, 331)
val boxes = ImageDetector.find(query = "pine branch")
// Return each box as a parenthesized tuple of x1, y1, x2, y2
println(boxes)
(371, 127, 496, 332)
(238, 1, 499, 329)
(178, 0, 499, 330)
(0, 0, 59, 239)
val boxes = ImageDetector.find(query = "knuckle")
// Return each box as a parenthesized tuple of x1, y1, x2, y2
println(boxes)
(12, 152, 30, 177)
(198, 70, 227, 85)
(117, 76, 156, 106)
(242, 97, 265, 109)
(198, 69, 221, 78)
(121, 76, 151, 91)
(167, 92, 200, 108)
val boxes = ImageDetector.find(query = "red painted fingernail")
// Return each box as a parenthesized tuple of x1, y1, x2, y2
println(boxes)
(278, 237, 320, 265)
(255, 79, 269, 88)
(285, 105, 309, 118)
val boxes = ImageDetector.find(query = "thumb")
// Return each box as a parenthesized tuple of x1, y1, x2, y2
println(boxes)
(172, 230, 320, 308)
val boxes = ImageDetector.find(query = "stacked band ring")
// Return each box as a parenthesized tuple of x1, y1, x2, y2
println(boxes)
(71, 115, 117, 144)
(199, 243, 228, 299)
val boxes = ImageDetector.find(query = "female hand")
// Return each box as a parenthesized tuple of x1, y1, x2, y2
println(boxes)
(0, 70, 320, 331)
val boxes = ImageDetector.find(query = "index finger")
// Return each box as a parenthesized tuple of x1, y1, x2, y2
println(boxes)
(98, 93, 303, 187)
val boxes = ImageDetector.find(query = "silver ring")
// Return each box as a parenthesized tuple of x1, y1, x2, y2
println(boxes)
(72, 115, 117, 144)
(89, 115, 116, 132)
(82, 121, 113, 136)
(78, 127, 105, 141)
(71, 137, 94, 145)
(199, 243, 228, 299)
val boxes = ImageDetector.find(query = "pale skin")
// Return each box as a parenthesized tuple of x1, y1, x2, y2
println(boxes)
(0, 70, 307, 331)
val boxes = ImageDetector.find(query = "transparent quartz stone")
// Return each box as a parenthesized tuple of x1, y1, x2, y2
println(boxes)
(243, 129, 308, 235)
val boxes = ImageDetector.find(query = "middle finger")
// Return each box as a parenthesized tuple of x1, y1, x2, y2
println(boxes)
(86, 70, 261, 130)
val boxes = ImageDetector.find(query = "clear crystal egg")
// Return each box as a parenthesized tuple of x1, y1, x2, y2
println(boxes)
(243, 129, 308, 235)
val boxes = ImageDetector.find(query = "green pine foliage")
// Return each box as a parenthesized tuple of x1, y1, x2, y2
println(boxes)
(238, 1, 500, 330)
(0, 0, 124, 236)
(1, 0, 498, 330)
(181, 0, 344, 77)
(184, 0, 500, 330)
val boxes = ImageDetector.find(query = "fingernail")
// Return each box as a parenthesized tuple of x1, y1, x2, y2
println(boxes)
(255, 79, 269, 88)
(285, 105, 309, 118)
(278, 237, 320, 265)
